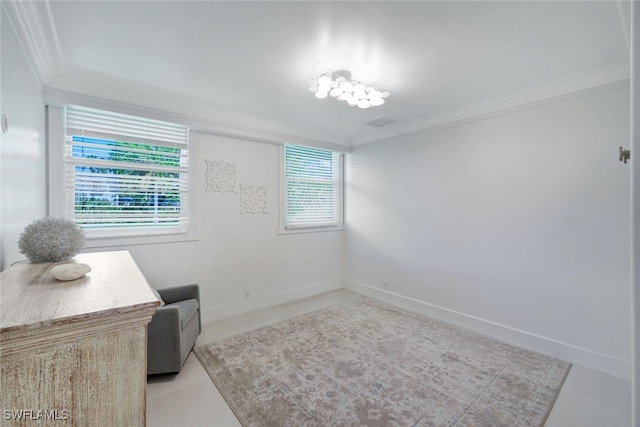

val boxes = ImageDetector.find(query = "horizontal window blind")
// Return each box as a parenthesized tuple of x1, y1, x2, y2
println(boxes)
(284, 144, 342, 228)
(64, 106, 189, 234)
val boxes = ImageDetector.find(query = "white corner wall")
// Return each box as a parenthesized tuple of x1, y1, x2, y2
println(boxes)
(0, 10, 47, 270)
(345, 81, 632, 380)
(83, 132, 344, 323)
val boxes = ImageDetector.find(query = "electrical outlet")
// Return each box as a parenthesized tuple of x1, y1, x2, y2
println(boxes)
(244, 289, 250, 299)
(381, 280, 387, 290)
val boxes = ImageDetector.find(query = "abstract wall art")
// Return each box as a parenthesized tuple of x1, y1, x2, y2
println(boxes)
(240, 184, 269, 215)
(205, 159, 239, 193)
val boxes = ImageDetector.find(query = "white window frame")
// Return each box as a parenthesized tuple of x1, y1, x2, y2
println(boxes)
(47, 105, 197, 248)
(278, 143, 344, 234)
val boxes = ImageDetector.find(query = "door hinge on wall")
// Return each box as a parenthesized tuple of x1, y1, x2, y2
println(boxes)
(620, 147, 631, 164)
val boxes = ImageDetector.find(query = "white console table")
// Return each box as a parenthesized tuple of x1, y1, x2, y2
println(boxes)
(0, 250, 159, 426)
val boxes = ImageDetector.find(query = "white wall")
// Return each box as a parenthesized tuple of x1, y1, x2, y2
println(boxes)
(83, 132, 344, 322)
(0, 10, 47, 270)
(345, 81, 631, 379)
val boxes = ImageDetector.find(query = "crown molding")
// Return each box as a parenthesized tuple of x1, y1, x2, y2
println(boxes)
(1, 0, 62, 86)
(44, 61, 630, 151)
(43, 78, 352, 152)
(352, 62, 631, 146)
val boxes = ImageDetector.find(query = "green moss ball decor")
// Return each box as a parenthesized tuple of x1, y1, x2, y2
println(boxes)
(18, 217, 86, 263)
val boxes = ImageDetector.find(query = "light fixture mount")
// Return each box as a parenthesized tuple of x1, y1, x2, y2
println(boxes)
(308, 70, 389, 109)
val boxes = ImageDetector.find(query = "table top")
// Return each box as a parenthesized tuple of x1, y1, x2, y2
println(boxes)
(1, 250, 159, 333)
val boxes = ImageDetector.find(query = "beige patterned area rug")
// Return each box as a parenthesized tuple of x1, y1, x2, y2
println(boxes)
(195, 297, 570, 427)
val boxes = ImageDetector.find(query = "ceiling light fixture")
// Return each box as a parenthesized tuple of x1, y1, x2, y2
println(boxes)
(308, 70, 389, 109)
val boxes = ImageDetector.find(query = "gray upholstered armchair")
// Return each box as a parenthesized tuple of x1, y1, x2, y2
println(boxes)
(147, 284, 201, 375)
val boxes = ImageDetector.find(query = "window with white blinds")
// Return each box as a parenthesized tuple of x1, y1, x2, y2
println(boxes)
(64, 106, 189, 236)
(284, 144, 343, 229)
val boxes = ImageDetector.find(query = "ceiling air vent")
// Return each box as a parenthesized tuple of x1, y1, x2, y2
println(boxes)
(364, 115, 398, 127)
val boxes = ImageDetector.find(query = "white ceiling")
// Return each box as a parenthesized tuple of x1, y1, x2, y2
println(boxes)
(20, 1, 634, 145)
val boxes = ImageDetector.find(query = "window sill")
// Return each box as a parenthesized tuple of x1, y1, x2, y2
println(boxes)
(84, 230, 198, 248)
(277, 225, 344, 235)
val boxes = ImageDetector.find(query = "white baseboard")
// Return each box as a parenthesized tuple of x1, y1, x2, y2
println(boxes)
(345, 280, 631, 382)
(201, 280, 344, 324)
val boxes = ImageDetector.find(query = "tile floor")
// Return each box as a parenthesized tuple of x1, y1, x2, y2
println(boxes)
(147, 289, 631, 427)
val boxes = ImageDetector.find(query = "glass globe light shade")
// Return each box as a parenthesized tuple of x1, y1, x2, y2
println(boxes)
(330, 87, 342, 97)
(353, 83, 366, 95)
(308, 86, 318, 93)
(370, 97, 385, 107)
(317, 83, 331, 93)
(318, 74, 331, 86)
(315, 91, 328, 99)
(357, 99, 371, 109)
(339, 81, 353, 92)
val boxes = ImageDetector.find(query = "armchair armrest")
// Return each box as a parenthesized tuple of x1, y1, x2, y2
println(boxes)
(147, 283, 201, 375)
(157, 284, 200, 305)
(147, 305, 182, 373)
(149, 305, 181, 336)
(156, 283, 201, 334)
